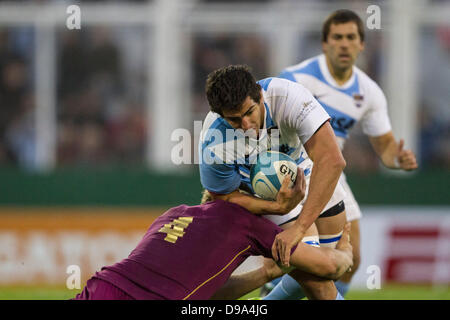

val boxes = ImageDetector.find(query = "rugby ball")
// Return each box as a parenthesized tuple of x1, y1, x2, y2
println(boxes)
(250, 151, 298, 201)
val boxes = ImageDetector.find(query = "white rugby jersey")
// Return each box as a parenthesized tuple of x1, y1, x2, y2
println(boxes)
(279, 54, 392, 150)
(199, 77, 330, 195)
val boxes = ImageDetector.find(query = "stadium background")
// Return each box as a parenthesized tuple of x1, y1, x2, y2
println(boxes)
(0, 0, 448, 300)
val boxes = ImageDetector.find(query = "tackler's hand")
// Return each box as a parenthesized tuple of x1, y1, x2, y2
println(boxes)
(271, 223, 304, 268)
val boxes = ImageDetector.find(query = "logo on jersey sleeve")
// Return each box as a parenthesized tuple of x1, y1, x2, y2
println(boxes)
(302, 100, 313, 108)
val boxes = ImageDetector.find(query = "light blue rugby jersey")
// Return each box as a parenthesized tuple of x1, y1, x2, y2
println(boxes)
(199, 77, 330, 195)
(279, 54, 392, 150)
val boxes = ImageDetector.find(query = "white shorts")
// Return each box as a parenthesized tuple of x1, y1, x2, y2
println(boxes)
(264, 162, 347, 226)
(339, 173, 362, 222)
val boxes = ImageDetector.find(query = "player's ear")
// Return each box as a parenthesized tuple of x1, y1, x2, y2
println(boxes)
(360, 41, 365, 52)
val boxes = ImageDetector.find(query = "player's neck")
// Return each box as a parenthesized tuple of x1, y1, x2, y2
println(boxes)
(326, 57, 353, 86)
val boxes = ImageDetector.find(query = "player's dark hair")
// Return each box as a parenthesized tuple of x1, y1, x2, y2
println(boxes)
(205, 65, 262, 116)
(322, 9, 365, 43)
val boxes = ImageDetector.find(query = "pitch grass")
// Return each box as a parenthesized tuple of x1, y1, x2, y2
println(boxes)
(241, 284, 450, 300)
(0, 284, 448, 300)
(0, 285, 82, 300)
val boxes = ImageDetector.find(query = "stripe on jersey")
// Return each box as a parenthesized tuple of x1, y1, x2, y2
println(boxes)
(200, 117, 231, 151)
(278, 70, 296, 82)
(283, 58, 360, 98)
(295, 152, 311, 176)
(258, 77, 273, 91)
(317, 100, 356, 138)
(289, 59, 328, 86)
(182, 245, 252, 300)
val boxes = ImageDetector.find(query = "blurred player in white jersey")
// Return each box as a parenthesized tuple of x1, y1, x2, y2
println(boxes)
(263, 9, 418, 300)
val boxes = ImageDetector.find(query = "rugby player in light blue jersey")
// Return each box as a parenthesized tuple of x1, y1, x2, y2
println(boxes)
(199, 64, 349, 300)
(265, 9, 418, 300)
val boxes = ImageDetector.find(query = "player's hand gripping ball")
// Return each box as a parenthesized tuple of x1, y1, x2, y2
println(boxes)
(250, 151, 298, 201)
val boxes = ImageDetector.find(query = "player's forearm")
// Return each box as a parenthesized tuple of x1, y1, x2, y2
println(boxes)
(210, 268, 270, 300)
(293, 156, 345, 233)
(378, 139, 400, 169)
(229, 193, 283, 215)
(370, 132, 400, 169)
(296, 121, 346, 234)
(211, 191, 283, 215)
(290, 243, 347, 280)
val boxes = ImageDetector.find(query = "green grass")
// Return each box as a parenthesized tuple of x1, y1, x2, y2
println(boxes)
(345, 284, 450, 300)
(0, 284, 448, 300)
(0, 286, 82, 300)
(241, 284, 450, 300)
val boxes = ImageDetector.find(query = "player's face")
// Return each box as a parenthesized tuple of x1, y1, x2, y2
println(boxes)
(322, 22, 364, 71)
(222, 95, 265, 138)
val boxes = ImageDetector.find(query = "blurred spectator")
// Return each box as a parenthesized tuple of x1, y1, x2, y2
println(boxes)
(0, 28, 34, 166)
(0, 0, 448, 172)
(5, 92, 35, 168)
(58, 31, 88, 97)
(191, 33, 269, 117)
(56, 26, 147, 167)
(0, 0, 150, 3)
(342, 125, 380, 174)
(419, 25, 450, 169)
(106, 101, 146, 164)
(201, 0, 272, 3)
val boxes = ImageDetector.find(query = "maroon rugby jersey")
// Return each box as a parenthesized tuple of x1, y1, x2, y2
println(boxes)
(93, 200, 283, 300)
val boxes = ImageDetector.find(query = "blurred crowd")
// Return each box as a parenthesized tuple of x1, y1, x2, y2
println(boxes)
(191, 34, 269, 116)
(0, 26, 148, 168)
(0, 0, 150, 3)
(0, 1, 448, 172)
(418, 26, 450, 170)
(57, 27, 147, 166)
(0, 28, 34, 167)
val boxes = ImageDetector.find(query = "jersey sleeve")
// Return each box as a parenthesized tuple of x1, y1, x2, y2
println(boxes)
(282, 80, 330, 144)
(199, 162, 241, 195)
(360, 82, 392, 137)
(198, 118, 242, 195)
